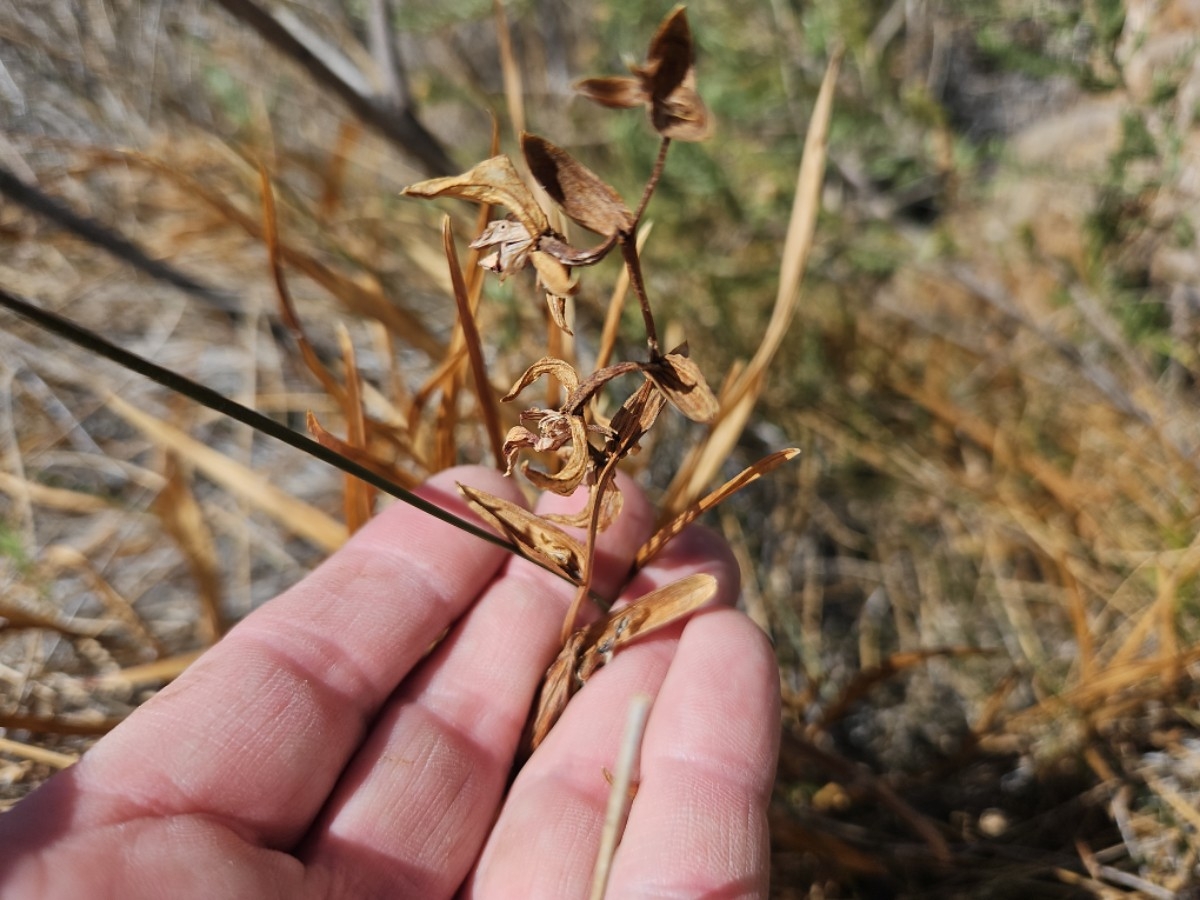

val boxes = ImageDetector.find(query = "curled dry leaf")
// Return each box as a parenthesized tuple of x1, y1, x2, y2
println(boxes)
(521, 133, 635, 237)
(525, 572, 717, 752)
(457, 483, 585, 582)
(641, 346, 719, 423)
(574, 6, 712, 142)
(403, 155, 548, 239)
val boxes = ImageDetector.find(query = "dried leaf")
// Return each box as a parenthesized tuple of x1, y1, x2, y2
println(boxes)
(642, 348, 719, 423)
(573, 76, 646, 110)
(403, 155, 549, 239)
(504, 357, 581, 402)
(525, 631, 586, 752)
(522, 133, 635, 236)
(155, 454, 224, 643)
(457, 483, 585, 582)
(307, 412, 419, 491)
(108, 394, 347, 552)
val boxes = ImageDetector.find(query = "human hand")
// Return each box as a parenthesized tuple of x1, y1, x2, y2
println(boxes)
(0, 466, 779, 899)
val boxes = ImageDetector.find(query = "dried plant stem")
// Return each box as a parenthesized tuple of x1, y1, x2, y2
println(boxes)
(632, 137, 671, 226)
(589, 693, 651, 900)
(597, 223, 653, 372)
(618, 238, 660, 358)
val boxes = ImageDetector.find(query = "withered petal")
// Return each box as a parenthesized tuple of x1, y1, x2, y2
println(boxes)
(521, 133, 635, 236)
(521, 415, 591, 495)
(531, 250, 577, 299)
(503, 357, 581, 402)
(573, 75, 647, 110)
(403, 155, 549, 240)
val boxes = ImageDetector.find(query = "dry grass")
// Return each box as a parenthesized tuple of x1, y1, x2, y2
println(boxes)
(3, 1, 1200, 897)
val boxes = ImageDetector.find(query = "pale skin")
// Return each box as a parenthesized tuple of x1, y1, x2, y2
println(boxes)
(0, 466, 780, 899)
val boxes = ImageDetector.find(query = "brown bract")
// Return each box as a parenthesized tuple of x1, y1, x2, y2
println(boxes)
(574, 6, 712, 142)
(457, 483, 586, 583)
(641, 344, 720, 423)
(521, 133, 635, 236)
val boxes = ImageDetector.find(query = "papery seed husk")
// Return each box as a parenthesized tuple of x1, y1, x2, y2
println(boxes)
(645, 7, 695, 101)
(608, 378, 667, 456)
(576, 572, 717, 681)
(544, 480, 625, 531)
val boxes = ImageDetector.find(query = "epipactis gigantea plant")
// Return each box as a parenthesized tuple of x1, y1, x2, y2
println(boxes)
(405, 7, 747, 753)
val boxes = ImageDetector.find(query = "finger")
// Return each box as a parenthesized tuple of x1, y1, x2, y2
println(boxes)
(17, 466, 520, 853)
(300, 475, 656, 897)
(606, 609, 780, 899)
(463, 525, 741, 899)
